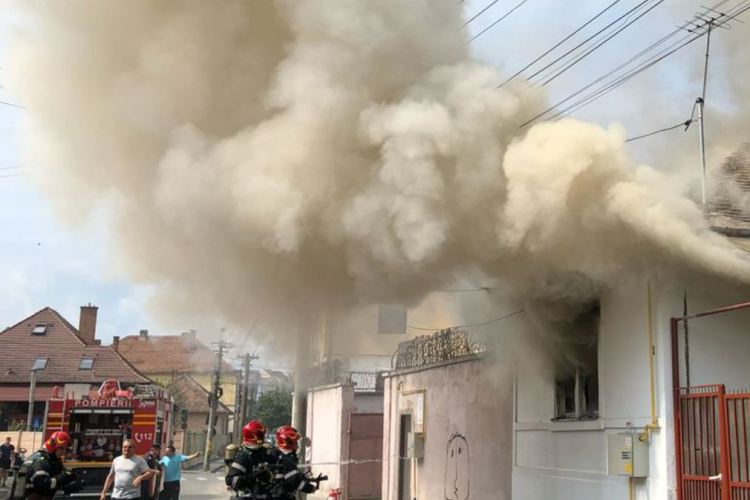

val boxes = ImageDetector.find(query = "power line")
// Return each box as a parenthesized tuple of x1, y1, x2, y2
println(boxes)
(435, 286, 502, 293)
(0, 166, 24, 171)
(522, 0, 653, 83)
(0, 100, 23, 109)
(625, 119, 693, 143)
(407, 308, 525, 331)
(463, 0, 503, 27)
(520, 0, 748, 127)
(0, 173, 23, 179)
(469, 0, 532, 43)
(500, 0, 623, 87)
(538, 0, 667, 88)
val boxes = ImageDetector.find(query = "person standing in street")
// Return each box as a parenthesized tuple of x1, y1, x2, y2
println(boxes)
(0, 436, 15, 487)
(142, 444, 162, 500)
(158, 446, 200, 500)
(100, 440, 159, 500)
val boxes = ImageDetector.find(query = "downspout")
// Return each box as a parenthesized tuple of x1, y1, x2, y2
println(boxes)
(639, 282, 659, 443)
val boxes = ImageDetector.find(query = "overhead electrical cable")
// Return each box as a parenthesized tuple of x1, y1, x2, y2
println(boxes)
(522, 0, 653, 83)
(520, 0, 748, 127)
(538, 0, 668, 88)
(468, 0, 532, 43)
(407, 308, 525, 331)
(463, 0, 504, 27)
(500, 0, 623, 87)
(625, 120, 693, 143)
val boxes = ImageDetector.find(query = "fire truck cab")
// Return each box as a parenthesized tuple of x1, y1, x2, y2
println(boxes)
(43, 379, 173, 496)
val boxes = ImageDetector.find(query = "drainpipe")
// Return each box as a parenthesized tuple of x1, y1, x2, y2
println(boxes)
(639, 282, 659, 443)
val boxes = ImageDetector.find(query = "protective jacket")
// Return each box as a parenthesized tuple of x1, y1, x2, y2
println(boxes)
(225, 446, 273, 499)
(25, 450, 74, 500)
(267, 449, 316, 499)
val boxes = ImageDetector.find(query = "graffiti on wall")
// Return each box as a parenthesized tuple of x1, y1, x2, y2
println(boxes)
(444, 432, 470, 500)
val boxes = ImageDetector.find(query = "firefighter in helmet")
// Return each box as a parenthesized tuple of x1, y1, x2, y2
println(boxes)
(225, 421, 272, 498)
(24, 431, 78, 500)
(268, 426, 318, 499)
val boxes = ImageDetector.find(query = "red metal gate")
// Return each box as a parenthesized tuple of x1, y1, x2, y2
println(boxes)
(676, 385, 750, 500)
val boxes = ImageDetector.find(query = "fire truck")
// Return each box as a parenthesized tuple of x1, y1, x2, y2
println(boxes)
(43, 379, 174, 496)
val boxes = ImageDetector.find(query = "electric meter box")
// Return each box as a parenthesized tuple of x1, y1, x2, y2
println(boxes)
(607, 433, 649, 477)
(407, 432, 425, 460)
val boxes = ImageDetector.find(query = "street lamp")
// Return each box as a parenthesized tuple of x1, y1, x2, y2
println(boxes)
(27, 359, 47, 432)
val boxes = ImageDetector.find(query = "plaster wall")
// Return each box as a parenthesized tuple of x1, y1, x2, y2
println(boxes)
(383, 356, 513, 500)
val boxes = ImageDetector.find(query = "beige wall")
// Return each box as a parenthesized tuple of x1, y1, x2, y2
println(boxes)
(383, 356, 513, 500)
(0, 431, 44, 453)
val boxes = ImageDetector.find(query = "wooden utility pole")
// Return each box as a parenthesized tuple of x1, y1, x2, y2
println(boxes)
(204, 339, 232, 471)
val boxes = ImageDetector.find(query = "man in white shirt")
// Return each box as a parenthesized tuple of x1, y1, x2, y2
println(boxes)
(100, 440, 159, 500)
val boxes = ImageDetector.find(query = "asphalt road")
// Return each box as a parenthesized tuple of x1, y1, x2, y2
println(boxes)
(180, 466, 232, 500)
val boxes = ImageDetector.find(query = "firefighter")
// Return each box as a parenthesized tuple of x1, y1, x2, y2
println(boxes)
(25, 431, 78, 500)
(268, 426, 318, 499)
(225, 421, 273, 498)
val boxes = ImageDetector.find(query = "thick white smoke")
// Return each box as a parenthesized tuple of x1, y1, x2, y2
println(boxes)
(5, 0, 750, 336)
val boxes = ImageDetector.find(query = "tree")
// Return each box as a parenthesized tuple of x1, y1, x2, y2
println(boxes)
(251, 388, 293, 432)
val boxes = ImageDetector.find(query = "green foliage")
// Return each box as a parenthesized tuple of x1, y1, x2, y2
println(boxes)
(251, 388, 293, 432)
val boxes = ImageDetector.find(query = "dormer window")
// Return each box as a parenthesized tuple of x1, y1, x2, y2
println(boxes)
(32, 324, 48, 335)
(79, 358, 94, 370)
(32, 358, 48, 371)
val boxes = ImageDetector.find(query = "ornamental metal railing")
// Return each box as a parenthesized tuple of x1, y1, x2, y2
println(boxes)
(312, 359, 384, 393)
(394, 328, 487, 370)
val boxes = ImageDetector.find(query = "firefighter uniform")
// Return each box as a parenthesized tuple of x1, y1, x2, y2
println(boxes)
(267, 449, 316, 499)
(25, 450, 74, 500)
(225, 446, 273, 499)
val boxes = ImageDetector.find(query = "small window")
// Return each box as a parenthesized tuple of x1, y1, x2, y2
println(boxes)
(553, 300, 600, 421)
(79, 358, 94, 370)
(32, 358, 48, 371)
(32, 324, 48, 335)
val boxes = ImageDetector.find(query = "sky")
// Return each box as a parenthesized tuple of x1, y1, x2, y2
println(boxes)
(0, 0, 747, 350)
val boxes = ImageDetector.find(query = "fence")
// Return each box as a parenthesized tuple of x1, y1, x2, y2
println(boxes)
(312, 359, 383, 393)
(173, 430, 229, 466)
(676, 384, 750, 500)
(394, 328, 487, 370)
(0, 431, 43, 453)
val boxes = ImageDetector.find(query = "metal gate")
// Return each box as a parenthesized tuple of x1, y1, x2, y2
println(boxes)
(346, 413, 383, 500)
(676, 385, 750, 500)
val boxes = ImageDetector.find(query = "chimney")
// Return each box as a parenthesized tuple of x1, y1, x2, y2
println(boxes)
(78, 304, 99, 345)
(139, 329, 149, 340)
(112, 336, 120, 352)
(181, 329, 197, 343)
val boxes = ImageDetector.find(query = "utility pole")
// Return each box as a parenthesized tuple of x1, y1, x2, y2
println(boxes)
(696, 20, 713, 209)
(26, 368, 39, 432)
(204, 339, 232, 471)
(234, 353, 258, 439)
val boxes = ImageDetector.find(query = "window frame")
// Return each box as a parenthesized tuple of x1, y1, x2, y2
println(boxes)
(78, 357, 94, 370)
(31, 324, 48, 335)
(32, 358, 48, 371)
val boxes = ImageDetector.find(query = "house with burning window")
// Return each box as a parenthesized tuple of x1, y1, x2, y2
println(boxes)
(380, 145, 750, 500)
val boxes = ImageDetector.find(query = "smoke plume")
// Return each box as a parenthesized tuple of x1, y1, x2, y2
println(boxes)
(5, 0, 750, 335)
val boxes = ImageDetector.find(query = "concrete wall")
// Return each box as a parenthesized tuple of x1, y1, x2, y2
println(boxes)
(383, 355, 513, 500)
(512, 276, 750, 500)
(306, 384, 355, 499)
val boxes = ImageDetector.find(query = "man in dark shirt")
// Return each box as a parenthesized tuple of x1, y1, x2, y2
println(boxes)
(0, 436, 16, 487)
(142, 444, 162, 500)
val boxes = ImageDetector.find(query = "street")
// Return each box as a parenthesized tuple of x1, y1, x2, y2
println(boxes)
(179, 467, 231, 500)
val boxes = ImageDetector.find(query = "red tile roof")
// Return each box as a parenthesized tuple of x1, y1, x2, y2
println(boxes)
(117, 334, 235, 375)
(169, 375, 231, 414)
(0, 307, 150, 384)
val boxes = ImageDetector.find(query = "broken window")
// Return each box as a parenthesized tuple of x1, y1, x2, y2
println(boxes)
(553, 301, 600, 421)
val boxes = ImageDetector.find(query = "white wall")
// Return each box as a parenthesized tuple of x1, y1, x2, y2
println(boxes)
(513, 274, 750, 500)
(383, 356, 513, 500)
(306, 384, 354, 499)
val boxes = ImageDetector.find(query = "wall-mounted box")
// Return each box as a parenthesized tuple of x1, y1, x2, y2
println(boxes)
(607, 433, 648, 477)
(407, 432, 425, 460)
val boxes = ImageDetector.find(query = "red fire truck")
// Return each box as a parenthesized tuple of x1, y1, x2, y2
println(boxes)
(43, 379, 174, 496)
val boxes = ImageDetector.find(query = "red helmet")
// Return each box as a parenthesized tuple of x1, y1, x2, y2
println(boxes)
(242, 421, 267, 446)
(275, 426, 300, 452)
(44, 431, 71, 453)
